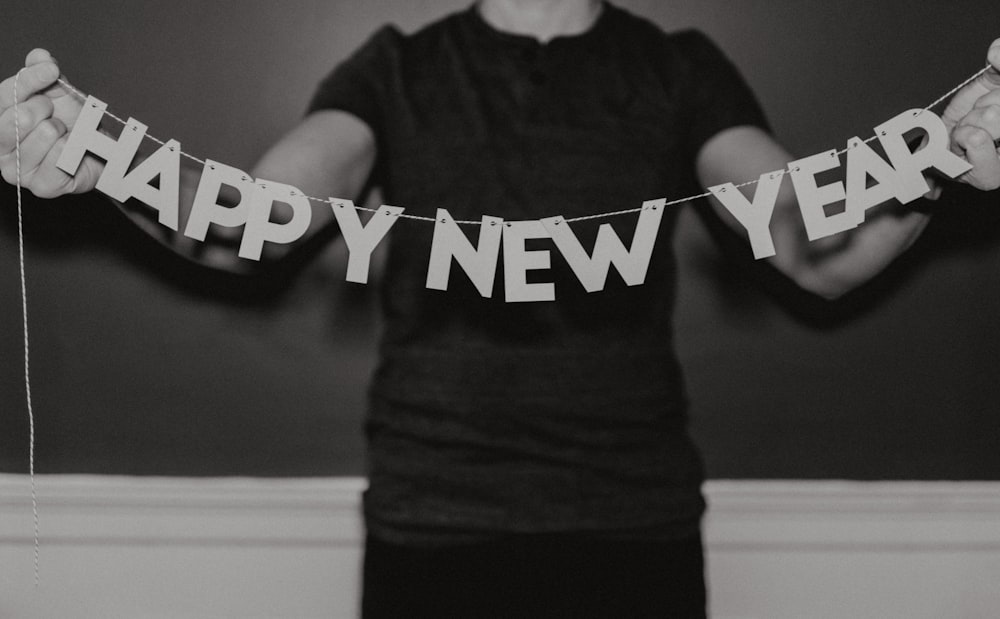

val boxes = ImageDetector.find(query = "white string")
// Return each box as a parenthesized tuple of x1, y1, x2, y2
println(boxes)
(13, 67, 40, 588)
(55, 63, 993, 226)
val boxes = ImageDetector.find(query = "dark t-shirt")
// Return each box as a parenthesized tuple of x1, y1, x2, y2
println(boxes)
(308, 2, 769, 545)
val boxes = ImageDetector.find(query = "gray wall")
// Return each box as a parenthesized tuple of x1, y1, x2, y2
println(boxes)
(2, 0, 999, 478)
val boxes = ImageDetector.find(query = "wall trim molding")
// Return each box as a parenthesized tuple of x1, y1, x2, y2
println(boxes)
(704, 479, 1000, 550)
(3, 475, 1000, 548)
(0, 475, 366, 546)
(4, 475, 1000, 618)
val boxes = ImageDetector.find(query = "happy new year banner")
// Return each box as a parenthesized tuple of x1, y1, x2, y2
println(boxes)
(54, 94, 972, 303)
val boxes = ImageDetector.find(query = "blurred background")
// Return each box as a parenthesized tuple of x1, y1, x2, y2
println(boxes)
(2, 0, 999, 479)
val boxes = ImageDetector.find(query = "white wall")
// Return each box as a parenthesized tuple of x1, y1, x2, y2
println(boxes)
(2, 475, 999, 619)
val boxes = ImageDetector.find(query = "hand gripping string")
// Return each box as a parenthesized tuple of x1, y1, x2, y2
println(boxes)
(12, 68, 40, 588)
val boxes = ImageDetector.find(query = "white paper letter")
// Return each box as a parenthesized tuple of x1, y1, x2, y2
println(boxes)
(503, 220, 554, 303)
(844, 137, 903, 225)
(183, 161, 255, 241)
(789, 150, 853, 242)
(330, 199, 404, 284)
(56, 96, 145, 184)
(101, 139, 182, 231)
(426, 209, 503, 297)
(238, 180, 313, 261)
(708, 173, 783, 259)
(876, 109, 973, 204)
(540, 199, 665, 291)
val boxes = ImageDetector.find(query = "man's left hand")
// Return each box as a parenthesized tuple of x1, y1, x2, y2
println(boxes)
(943, 38, 1000, 191)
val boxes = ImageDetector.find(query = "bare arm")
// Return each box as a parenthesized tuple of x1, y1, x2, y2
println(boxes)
(0, 49, 376, 273)
(696, 126, 933, 299)
(696, 39, 1000, 300)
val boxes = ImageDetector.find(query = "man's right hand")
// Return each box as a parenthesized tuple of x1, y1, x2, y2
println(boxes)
(0, 48, 102, 198)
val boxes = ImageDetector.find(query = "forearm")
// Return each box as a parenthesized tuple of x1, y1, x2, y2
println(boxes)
(105, 109, 375, 272)
(768, 191, 931, 299)
(107, 162, 259, 273)
(1, 55, 373, 274)
(699, 125, 947, 300)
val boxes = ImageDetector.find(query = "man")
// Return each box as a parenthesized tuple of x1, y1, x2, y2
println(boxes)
(2, 1, 999, 617)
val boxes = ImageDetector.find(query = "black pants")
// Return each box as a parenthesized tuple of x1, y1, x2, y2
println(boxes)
(361, 532, 707, 619)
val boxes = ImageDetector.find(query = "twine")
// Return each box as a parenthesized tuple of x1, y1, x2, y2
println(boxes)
(12, 67, 40, 588)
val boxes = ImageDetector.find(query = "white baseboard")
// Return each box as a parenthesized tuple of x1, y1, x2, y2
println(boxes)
(2, 475, 999, 619)
(704, 480, 1000, 619)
